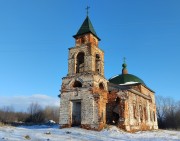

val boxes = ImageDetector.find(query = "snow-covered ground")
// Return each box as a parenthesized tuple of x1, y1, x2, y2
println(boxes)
(0, 125, 179, 141)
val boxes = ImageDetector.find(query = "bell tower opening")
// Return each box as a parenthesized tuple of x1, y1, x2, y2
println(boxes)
(76, 52, 85, 73)
(95, 54, 101, 73)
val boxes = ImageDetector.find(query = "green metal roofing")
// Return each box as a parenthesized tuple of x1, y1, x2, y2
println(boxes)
(73, 16, 100, 41)
(109, 74, 146, 85)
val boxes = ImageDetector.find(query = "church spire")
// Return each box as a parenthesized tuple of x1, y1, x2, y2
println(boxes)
(73, 13, 100, 41)
(122, 57, 128, 74)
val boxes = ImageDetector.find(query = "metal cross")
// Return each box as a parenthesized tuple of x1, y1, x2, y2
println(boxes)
(86, 6, 90, 16)
(123, 57, 126, 63)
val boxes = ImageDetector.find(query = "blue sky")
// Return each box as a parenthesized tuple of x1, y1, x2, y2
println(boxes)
(0, 0, 180, 111)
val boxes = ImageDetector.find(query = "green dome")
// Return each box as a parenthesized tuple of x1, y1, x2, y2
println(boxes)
(109, 74, 146, 85)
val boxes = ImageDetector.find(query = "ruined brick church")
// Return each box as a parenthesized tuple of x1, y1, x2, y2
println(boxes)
(59, 15, 158, 132)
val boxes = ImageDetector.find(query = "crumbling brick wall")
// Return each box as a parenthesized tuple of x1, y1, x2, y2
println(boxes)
(59, 72, 108, 131)
(107, 83, 158, 132)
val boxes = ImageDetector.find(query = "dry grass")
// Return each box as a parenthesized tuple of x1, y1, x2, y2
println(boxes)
(0, 122, 4, 126)
(24, 135, 31, 140)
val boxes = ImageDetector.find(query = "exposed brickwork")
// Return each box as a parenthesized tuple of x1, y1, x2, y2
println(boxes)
(59, 32, 108, 131)
(75, 34, 99, 47)
(106, 83, 158, 132)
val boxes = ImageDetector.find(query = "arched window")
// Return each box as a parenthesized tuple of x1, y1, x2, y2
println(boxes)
(76, 52, 85, 73)
(153, 111, 156, 122)
(150, 110, 153, 121)
(99, 82, 104, 90)
(144, 107, 147, 121)
(133, 102, 137, 119)
(95, 54, 101, 73)
(73, 81, 82, 88)
(139, 105, 143, 122)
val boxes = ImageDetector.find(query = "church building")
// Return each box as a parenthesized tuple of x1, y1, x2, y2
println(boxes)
(59, 14, 158, 132)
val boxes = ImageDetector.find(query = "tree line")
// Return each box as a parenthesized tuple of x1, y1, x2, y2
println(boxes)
(0, 96, 180, 129)
(0, 102, 59, 125)
(156, 95, 180, 129)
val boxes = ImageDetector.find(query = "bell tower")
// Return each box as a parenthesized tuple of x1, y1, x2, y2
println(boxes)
(59, 12, 108, 130)
(67, 15, 104, 76)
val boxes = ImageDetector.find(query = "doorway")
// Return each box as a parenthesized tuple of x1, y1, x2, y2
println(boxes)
(71, 101, 81, 126)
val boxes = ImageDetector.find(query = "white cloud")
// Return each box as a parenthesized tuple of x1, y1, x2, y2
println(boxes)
(0, 94, 59, 112)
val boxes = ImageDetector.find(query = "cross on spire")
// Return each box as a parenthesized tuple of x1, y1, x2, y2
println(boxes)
(123, 57, 126, 64)
(86, 6, 90, 16)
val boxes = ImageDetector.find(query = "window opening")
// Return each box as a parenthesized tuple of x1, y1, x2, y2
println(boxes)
(139, 105, 143, 122)
(95, 54, 101, 73)
(76, 52, 85, 73)
(99, 83, 104, 90)
(133, 102, 137, 119)
(73, 81, 82, 88)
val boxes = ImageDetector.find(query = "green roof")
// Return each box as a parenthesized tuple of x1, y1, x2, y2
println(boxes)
(109, 74, 146, 85)
(73, 16, 100, 41)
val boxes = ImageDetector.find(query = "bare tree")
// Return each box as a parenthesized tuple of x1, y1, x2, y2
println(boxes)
(0, 106, 16, 123)
(27, 102, 42, 116)
(0, 103, 59, 125)
(26, 102, 45, 123)
(44, 106, 59, 123)
(156, 95, 165, 125)
(156, 95, 180, 129)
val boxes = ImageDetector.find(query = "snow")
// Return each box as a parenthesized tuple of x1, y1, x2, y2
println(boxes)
(0, 125, 179, 141)
(47, 120, 56, 124)
(120, 82, 139, 85)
